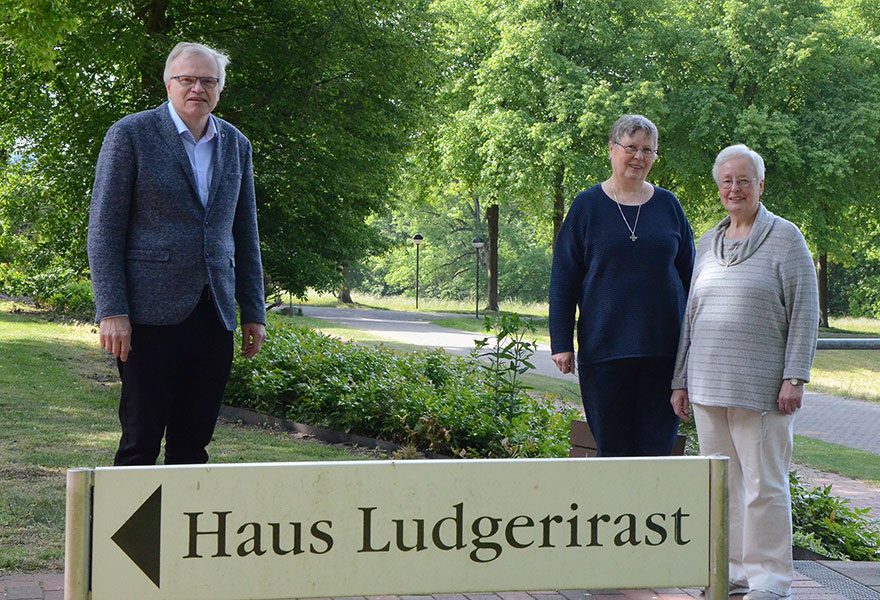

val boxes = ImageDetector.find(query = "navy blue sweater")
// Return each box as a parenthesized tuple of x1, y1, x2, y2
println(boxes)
(549, 184, 695, 364)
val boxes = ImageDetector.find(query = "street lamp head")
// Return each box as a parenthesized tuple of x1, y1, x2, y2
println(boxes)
(471, 236, 484, 249)
(412, 233, 424, 245)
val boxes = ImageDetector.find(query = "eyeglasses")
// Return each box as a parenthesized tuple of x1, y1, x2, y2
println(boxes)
(613, 142, 659, 158)
(170, 75, 220, 90)
(719, 178, 756, 190)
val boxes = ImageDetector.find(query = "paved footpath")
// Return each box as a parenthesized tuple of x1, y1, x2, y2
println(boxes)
(297, 307, 880, 457)
(3, 562, 880, 600)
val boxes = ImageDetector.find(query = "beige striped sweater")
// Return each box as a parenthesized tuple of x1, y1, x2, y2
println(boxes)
(671, 204, 819, 412)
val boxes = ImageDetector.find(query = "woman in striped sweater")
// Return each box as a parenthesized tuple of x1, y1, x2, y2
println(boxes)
(670, 144, 819, 600)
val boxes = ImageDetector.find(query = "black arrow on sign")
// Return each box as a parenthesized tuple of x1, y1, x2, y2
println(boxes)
(111, 485, 161, 588)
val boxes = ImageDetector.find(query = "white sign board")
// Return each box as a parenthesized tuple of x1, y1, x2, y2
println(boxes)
(83, 458, 714, 600)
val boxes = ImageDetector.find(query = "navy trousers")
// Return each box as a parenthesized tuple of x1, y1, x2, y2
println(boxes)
(576, 356, 679, 457)
(114, 287, 233, 465)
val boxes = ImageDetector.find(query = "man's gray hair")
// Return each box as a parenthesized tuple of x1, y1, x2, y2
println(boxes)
(163, 42, 231, 90)
(609, 114, 658, 145)
(712, 144, 765, 183)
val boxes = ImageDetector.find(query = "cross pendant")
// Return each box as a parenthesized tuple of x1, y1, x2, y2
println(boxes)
(630, 234, 638, 242)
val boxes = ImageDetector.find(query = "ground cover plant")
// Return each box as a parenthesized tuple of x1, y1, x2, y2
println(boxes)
(226, 318, 576, 458)
(293, 303, 880, 481)
(790, 472, 880, 560)
(425, 306, 880, 403)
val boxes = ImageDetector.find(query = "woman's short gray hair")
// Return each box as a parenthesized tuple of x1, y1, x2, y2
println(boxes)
(163, 42, 231, 90)
(712, 144, 765, 183)
(609, 114, 658, 145)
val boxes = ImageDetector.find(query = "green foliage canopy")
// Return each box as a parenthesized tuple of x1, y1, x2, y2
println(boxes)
(4, 0, 880, 310)
(0, 0, 437, 298)
(659, 0, 880, 251)
(367, 0, 880, 308)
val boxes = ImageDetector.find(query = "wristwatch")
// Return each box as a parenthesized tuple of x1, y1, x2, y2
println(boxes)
(789, 378, 803, 386)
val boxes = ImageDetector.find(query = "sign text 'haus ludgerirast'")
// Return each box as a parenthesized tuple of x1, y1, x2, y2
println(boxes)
(182, 499, 695, 561)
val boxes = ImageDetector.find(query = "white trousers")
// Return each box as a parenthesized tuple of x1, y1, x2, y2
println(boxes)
(693, 403, 794, 597)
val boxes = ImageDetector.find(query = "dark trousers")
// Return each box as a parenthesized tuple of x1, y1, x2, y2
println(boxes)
(114, 288, 233, 465)
(577, 356, 679, 457)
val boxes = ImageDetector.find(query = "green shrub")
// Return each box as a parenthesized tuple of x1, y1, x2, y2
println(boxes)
(42, 279, 94, 320)
(790, 471, 880, 560)
(0, 263, 94, 319)
(828, 251, 880, 319)
(0, 263, 28, 295)
(226, 321, 576, 458)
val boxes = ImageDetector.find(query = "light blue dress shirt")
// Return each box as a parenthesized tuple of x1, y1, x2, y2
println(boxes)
(167, 101, 217, 207)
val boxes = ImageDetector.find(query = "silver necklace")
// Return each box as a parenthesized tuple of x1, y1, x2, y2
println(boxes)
(610, 185, 643, 242)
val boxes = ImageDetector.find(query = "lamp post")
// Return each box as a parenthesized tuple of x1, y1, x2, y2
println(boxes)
(412, 234, 424, 309)
(471, 237, 484, 319)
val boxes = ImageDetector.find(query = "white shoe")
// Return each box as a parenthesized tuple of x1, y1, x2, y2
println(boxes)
(701, 584, 750, 597)
(744, 591, 790, 600)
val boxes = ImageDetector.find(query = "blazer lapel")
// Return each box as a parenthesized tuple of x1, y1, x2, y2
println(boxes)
(153, 103, 201, 204)
(205, 116, 224, 212)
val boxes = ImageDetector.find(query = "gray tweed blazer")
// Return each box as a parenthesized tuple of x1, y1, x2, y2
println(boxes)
(87, 102, 266, 331)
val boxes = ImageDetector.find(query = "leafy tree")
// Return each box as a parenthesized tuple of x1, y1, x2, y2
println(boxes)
(366, 0, 880, 318)
(659, 0, 880, 325)
(356, 193, 488, 301)
(0, 0, 80, 71)
(391, 0, 503, 308)
(208, 0, 437, 297)
(0, 0, 437, 299)
(459, 0, 675, 233)
(394, 0, 671, 310)
(6, 0, 880, 318)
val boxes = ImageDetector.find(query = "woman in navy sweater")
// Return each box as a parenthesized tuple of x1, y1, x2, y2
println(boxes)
(549, 114, 694, 456)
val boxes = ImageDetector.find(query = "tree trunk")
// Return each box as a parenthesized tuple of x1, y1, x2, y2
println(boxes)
(816, 252, 828, 328)
(139, 1, 172, 94)
(141, 0, 171, 33)
(337, 284, 353, 304)
(486, 204, 499, 312)
(337, 263, 353, 304)
(552, 165, 566, 243)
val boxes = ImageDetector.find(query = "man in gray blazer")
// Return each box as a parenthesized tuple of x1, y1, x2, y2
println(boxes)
(88, 42, 266, 465)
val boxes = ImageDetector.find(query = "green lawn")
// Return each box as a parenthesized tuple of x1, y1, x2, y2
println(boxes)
(0, 302, 363, 575)
(429, 313, 880, 403)
(793, 436, 880, 484)
(810, 350, 880, 402)
(294, 289, 548, 318)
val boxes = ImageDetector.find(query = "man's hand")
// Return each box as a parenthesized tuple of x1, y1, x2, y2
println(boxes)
(240, 322, 266, 359)
(778, 380, 804, 415)
(551, 351, 576, 374)
(99, 316, 132, 362)
(670, 388, 690, 421)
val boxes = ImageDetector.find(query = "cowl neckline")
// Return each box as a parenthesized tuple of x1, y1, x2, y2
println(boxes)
(712, 203, 777, 266)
